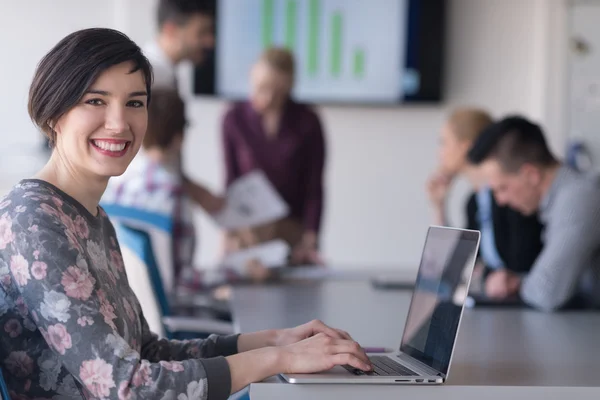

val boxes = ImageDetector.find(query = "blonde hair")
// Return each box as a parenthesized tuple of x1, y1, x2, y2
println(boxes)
(259, 47, 295, 79)
(447, 108, 493, 142)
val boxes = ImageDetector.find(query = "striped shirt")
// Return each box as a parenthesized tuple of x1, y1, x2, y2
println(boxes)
(520, 165, 600, 310)
(102, 152, 239, 293)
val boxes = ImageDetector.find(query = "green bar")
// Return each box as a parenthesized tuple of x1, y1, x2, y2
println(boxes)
(262, 0, 274, 48)
(353, 48, 364, 78)
(308, 0, 319, 76)
(285, 0, 297, 50)
(330, 12, 342, 77)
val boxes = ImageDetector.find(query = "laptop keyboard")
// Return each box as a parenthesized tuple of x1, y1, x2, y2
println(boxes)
(343, 356, 418, 376)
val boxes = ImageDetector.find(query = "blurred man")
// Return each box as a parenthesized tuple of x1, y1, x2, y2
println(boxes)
(144, 0, 215, 89)
(467, 116, 600, 311)
(143, 0, 222, 212)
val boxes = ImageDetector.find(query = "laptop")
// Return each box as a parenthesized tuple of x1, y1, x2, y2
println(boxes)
(280, 226, 481, 384)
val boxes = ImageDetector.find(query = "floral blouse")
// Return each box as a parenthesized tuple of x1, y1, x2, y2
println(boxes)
(0, 180, 238, 400)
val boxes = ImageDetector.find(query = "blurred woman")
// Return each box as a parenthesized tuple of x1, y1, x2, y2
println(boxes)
(427, 108, 544, 287)
(0, 28, 370, 399)
(221, 47, 326, 265)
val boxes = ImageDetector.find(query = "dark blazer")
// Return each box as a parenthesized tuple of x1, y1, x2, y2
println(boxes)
(466, 192, 544, 274)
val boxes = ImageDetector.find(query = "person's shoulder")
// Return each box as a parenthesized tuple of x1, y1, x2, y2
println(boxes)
(551, 168, 600, 220)
(1, 180, 60, 218)
(224, 101, 248, 117)
(291, 100, 320, 119)
(0, 180, 77, 247)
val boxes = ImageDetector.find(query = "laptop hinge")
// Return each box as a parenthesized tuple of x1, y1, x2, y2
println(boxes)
(395, 352, 445, 377)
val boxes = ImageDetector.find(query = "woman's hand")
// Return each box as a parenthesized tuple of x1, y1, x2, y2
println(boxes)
(244, 259, 273, 283)
(291, 232, 324, 265)
(279, 333, 372, 374)
(273, 319, 352, 347)
(426, 171, 453, 208)
(228, 333, 371, 394)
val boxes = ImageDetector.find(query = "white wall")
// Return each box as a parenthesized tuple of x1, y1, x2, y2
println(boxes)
(0, 0, 569, 271)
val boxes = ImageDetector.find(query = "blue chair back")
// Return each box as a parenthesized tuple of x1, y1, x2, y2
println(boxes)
(116, 224, 172, 320)
(0, 367, 10, 400)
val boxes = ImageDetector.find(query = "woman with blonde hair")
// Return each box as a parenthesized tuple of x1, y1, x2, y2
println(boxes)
(222, 47, 326, 266)
(427, 108, 544, 297)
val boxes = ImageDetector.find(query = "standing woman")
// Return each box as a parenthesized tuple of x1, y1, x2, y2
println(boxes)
(0, 28, 370, 399)
(222, 47, 326, 265)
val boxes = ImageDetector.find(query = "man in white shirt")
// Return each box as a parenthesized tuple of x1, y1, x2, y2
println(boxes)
(141, 0, 223, 212)
(144, 0, 215, 89)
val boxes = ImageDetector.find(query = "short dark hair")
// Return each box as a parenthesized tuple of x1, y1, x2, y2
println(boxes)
(144, 88, 186, 150)
(157, 0, 215, 28)
(28, 28, 152, 146)
(467, 116, 557, 173)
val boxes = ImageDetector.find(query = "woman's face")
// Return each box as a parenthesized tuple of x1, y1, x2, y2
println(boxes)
(249, 61, 292, 114)
(438, 122, 471, 175)
(53, 61, 148, 181)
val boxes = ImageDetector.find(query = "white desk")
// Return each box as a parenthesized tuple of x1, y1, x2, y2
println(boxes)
(231, 280, 600, 399)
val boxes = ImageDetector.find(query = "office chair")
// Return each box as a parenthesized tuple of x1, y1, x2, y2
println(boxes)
(0, 367, 10, 400)
(116, 223, 233, 339)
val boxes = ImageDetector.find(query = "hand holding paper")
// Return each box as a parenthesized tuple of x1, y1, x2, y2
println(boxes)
(212, 170, 289, 230)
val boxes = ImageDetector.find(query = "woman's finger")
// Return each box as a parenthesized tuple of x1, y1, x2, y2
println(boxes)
(329, 340, 371, 365)
(331, 353, 371, 371)
(334, 329, 353, 341)
(309, 320, 345, 340)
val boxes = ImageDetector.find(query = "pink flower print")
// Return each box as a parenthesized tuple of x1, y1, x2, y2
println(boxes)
(159, 360, 184, 372)
(15, 297, 28, 316)
(47, 323, 73, 355)
(74, 215, 90, 239)
(0, 199, 11, 210)
(28, 224, 39, 233)
(31, 261, 47, 280)
(39, 203, 61, 218)
(5, 351, 34, 378)
(61, 266, 96, 300)
(123, 300, 135, 323)
(80, 358, 116, 398)
(65, 228, 83, 253)
(100, 301, 117, 331)
(77, 316, 94, 327)
(132, 361, 152, 387)
(32, 250, 40, 259)
(118, 381, 133, 400)
(52, 197, 64, 209)
(0, 212, 14, 250)
(4, 319, 22, 338)
(109, 250, 124, 274)
(97, 290, 108, 304)
(10, 254, 30, 286)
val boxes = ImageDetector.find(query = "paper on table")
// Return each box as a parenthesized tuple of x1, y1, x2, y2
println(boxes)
(212, 170, 289, 229)
(220, 239, 290, 273)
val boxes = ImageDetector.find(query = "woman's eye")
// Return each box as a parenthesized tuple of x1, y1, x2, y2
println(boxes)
(85, 99, 104, 106)
(127, 100, 145, 108)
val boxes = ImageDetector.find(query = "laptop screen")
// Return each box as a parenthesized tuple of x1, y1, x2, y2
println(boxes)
(400, 227, 480, 376)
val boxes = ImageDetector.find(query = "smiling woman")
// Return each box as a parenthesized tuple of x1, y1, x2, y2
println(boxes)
(0, 28, 371, 400)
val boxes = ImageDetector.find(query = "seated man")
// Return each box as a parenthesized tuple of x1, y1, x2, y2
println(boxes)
(467, 116, 600, 311)
(102, 88, 269, 295)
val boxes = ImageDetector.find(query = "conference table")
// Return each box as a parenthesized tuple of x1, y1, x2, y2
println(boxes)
(230, 277, 600, 399)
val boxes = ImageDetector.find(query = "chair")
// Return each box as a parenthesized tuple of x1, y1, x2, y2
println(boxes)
(116, 223, 233, 339)
(0, 367, 10, 400)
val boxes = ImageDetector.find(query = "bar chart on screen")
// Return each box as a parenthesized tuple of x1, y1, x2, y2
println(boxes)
(217, 0, 408, 103)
